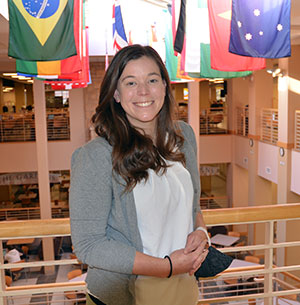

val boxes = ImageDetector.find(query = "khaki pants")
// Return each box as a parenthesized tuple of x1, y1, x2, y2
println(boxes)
(135, 274, 199, 305)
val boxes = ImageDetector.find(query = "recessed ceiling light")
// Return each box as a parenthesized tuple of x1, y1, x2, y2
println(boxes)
(3, 73, 17, 76)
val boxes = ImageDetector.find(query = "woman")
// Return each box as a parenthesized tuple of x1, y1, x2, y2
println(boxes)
(70, 44, 209, 305)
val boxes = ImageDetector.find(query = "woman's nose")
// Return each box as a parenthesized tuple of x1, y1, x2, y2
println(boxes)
(137, 82, 149, 95)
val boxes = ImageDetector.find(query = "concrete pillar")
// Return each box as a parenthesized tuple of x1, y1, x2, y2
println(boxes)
(14, 82, 25, 112)
(247, 70, 274, 249)
(188, 81, 200, 166)
(0, 79, 4, 111)
(33, 80, 55, 274)
(276, 49, 300, 270)
(25, 84, 34, 107)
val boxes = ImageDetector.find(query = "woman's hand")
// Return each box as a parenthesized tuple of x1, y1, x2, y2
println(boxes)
(184, 229, 208, 254)
(169, 239, 208, 276)
(183, 229, 209, 275)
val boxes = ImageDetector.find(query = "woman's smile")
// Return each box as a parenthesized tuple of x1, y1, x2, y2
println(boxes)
(134, 101, 154, 107)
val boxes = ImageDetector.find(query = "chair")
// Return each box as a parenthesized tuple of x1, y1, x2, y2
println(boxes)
(5, 275, 12, 286)
(229, 241, 245, 259)
(279, 294, 298, 301)
(65, 269, 84, 304)
(10, 259, 27, 280)
(245, 255, 260, 264)
(21, 245, 29, 258)
(70, 253, 83, 268)
(235, 241, 245, 247)
(67, 269, 82, 280)
(5, 276, 14, 305)
(228, 231, 241, 238)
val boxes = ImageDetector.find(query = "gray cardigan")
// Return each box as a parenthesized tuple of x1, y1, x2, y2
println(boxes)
(69, 121, 201, 305)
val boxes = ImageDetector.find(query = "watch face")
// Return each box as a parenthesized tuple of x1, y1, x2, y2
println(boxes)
(280, 147, 285, 157)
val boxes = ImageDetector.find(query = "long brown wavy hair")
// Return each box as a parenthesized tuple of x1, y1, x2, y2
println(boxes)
(92, 44, 185, 192)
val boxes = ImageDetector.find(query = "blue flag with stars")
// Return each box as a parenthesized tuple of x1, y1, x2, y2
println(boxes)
(229, 0, 291, 58)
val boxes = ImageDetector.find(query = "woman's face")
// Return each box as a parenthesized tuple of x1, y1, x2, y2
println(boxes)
(114, 56, 166, 136)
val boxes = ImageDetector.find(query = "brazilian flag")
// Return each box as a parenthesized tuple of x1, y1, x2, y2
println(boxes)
(8, 0, 77, 61)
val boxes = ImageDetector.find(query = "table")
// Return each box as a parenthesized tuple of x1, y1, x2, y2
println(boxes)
(27, 185, 38, 190)
(210, 234, 240, 247)
(229, 259, 260, 269)
(68, 272, 87, 282)
(18, 193, 37, 200)
(51, 200, 68, 208)
(6, 238, 35, 246)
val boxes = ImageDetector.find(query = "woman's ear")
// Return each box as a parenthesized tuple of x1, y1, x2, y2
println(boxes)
(114, 90, 120, 103)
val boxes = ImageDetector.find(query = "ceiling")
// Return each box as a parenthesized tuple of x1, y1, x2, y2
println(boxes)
(0, 0, 300, 74)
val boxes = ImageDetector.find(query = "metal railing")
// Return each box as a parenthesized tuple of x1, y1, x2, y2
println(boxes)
(295, 111, 300, 152)
(200, 196, 228, 209)
(0, 111, 70, 142)
(200, 107, 228, 135)
(0, 206, 69, 221)
(261, 108, 278, 145)
(1, 203, 300, 305)
(236, 105, 249, 137)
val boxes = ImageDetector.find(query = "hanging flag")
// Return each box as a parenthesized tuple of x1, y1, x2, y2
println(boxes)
(45, 28, 90, 89)
(16, 59, 81, 77)
(229, 0, 291, 58)
(44, 0, 90, 89)
(165, 6, 198, 82)
(189, 43, 252, 79)
(8, 0, 77, 61)
(112, 0, 128, 53)
(184, 0, 252, 79)
(15, 0, 82, 77)
(149, 22, 158, 48)
(165, 7, 180, 81)
(173, 0, 186, 53)
(128, 30, 133, 45)
(105, 28, 109, 71)
(208, 0, 266, 71)
(185, 0, 209, 73)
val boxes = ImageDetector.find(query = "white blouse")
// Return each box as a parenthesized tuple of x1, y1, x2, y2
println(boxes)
(133, 160, 194, 257)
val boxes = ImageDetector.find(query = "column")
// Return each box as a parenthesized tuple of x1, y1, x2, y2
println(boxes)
(33, 80, 55, 274)
(188, 81, 200, 165)
(276, 48, 300, 269)
(247, 70, 274, 249)
(14, 82, 25, 112)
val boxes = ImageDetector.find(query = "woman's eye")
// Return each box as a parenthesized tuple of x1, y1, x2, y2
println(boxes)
(149, 78, 159, 84)
(126, 81, 136, 86)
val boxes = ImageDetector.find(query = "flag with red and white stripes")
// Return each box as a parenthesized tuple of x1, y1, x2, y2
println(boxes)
(112, 0, 128, 53)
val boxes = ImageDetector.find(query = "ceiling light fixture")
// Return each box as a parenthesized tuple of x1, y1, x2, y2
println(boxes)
(267, 66, 285, 78)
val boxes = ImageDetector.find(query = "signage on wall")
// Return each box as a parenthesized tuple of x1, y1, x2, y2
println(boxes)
(200, 166, 220, 176)
(0, 172, 60, 185)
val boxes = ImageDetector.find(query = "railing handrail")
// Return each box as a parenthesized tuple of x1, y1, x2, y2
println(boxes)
(1, 203, 300, 239)
(202, 202, 300, 225)
(200, 196, 227, 200)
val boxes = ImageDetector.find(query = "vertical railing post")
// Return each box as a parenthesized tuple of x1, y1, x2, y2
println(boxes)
(22, 115, 26, 141)
(0, 241, 7, 305)
(264, 220, 274, 305)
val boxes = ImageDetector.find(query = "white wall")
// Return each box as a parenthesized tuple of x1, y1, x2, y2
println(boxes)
(199, 134, 232, 164)
(258, 141, 278, 183)
(291, 149, 300, 195)
(233, 135, 249, 170)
